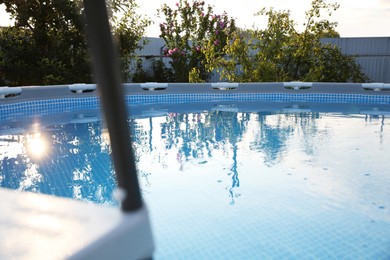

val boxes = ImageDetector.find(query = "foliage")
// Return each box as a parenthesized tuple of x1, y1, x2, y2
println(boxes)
(158, 0, 236, 82)
(131, 58, 174, 83)
(205, 0, 368, 83)
(131, 59, 151, 83)
(0, 0, 90, 86)
(189, 67, 205, 83)
(108, 0, 151, 82)
(0, 0, 150, 86)
(151, 59, 175, 82)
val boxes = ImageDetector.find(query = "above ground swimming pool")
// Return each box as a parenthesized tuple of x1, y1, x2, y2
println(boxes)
(1, 83, 390, 259)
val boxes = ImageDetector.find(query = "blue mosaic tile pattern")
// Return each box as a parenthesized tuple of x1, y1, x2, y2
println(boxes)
(0, 97, 100, 121)
(125, 93, 390, 105)
(1, 93, 390, 121)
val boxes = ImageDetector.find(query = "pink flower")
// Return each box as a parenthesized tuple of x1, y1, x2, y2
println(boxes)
(214, 39, 220, 45)
(215, 29, 219, 35)
(168, 49, 173, 55)
(175, 2, 179, 6)
(195, 46, 201, 51)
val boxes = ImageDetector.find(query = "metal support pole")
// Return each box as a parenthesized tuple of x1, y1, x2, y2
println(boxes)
(83, 0, 142, 211)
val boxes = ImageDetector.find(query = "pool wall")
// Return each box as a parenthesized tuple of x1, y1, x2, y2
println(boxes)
(1, 82, 390, 122)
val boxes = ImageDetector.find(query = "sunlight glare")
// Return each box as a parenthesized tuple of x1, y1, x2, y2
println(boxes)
(27, 133, 48, 159)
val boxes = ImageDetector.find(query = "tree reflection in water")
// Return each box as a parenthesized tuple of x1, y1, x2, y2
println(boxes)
(0, 109, 332, 205)
(133, 110, 322, 204)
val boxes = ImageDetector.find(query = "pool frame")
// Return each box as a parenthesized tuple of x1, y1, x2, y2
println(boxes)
(1, 82, 390, 119)
(2, 82, 390, 138)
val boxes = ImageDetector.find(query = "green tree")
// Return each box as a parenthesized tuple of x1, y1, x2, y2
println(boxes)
(0, 0, 150, 86)
(158, 0, 236, 82)
(205, 0, 368, 83)
(0, 0, 89, 86)
(108, 0, 151, 82)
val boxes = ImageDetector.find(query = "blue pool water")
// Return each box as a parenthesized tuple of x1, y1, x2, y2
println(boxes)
(1, 101, 390, 259)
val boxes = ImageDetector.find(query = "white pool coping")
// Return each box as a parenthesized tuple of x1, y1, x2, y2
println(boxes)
(0, 188, 154, 259)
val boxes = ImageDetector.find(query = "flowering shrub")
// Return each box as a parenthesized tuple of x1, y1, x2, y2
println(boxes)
(158, 0, 236, 82)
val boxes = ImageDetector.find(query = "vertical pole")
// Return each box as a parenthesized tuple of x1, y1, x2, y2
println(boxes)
(83, 0, 142, 211)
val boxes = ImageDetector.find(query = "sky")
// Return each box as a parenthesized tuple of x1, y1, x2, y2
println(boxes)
(1, 0, 390, 37)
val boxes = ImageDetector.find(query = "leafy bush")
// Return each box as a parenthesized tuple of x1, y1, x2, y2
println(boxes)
(204, 0, 368, 83)
(132, 59, 174, 83)
(0, 0, 150, 86)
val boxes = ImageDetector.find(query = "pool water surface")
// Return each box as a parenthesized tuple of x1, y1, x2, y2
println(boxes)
(1, 101, 390, 259)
